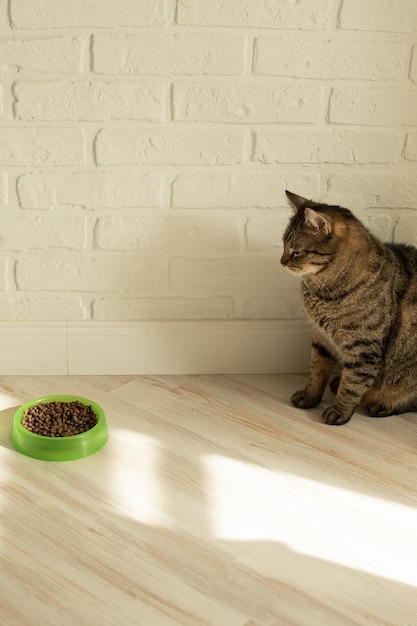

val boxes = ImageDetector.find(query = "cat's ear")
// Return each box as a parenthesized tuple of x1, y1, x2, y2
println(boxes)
(305, 207, 331, 235)
(285, 190, 310, 213)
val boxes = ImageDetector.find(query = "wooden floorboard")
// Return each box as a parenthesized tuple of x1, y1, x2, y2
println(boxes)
(1, 374, 417, 625)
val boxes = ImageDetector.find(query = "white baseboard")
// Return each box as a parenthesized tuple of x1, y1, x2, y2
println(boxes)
(0, 320, 311, 375)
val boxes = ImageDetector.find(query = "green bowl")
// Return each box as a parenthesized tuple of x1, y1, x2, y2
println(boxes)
(12, 395, 108, 461)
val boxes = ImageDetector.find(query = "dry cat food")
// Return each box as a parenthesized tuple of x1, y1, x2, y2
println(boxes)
(21, 401, 97, 437)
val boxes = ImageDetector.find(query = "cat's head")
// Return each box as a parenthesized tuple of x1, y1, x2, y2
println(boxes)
(281, 191, 355, 276)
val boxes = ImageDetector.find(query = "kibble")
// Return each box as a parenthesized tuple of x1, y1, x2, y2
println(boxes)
(21, 401, 98, 437)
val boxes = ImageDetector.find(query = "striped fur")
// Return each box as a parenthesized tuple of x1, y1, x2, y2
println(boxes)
(281, 190, 417, 425)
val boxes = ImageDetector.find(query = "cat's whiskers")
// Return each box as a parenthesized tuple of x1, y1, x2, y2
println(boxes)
(303, 274, 333, 301)
(307, 254, 353, 301)
(301, 277, 314, 297)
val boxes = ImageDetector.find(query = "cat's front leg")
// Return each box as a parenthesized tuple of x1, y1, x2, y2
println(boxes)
(323, 363, 378, 425)
(292, 340, 336, 409)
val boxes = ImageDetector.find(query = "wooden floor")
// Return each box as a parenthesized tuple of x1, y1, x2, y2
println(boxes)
(1, 374, 417, 626)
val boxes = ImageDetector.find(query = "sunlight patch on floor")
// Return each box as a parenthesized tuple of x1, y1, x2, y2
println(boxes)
(0, 392, 20, 411)
(109, 429, 170, 527)
(204, 454, 417, 587)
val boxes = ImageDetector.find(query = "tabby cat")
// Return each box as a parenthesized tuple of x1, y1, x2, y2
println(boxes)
(281, 190, 417, 425)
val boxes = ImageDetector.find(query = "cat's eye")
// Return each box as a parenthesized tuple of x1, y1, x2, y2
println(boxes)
(292, 251, 302, 257)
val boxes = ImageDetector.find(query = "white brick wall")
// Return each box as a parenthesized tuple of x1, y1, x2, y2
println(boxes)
(1, 0, 417, 326)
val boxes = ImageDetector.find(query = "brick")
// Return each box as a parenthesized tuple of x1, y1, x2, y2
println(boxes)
(254, 130, 399, 164)
(411, 45, 417, 84)
(93, 34, 245, 76)
(0, 0, 10, 35)
(254, 38, 404, 80)
(172, 171, 320, 209)
(11, 0, 170, 28)
(404, 133, 417, 161)
(14, 82, 167, 122)
(0, 257, 9, 290)
(242, 296, 304, 320)
(245, 216, 286, 252)
(0, 84, 10, 124)
(326, 174, 417, 210)
(93, 296, 234, 320)
(17, 172, 163, 209)
(0, 174, 7, 206)
(0, 37, 83, 73)
(329, 88, 417, 126)
(252, 258, 298, 292)
(176, 0, 332, 29)
(394, 212, 417, 245)
(173, 82, 323, 123)
(0, 217, 86, 250)
(95, 128, 245, 166)
(0, 128, 85, 166)
(94, 215, 242, 251)
(339, 0, 417, 32)
(169, 257, 281, 293)
(16, 256, 165, 291)
(0, 294, 87, 320)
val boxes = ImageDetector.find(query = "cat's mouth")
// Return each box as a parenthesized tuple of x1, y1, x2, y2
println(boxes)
(285, 265, 304, 274)
(284, 264, 321, 276)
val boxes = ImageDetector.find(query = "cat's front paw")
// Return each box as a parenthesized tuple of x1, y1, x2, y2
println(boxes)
(323, 405, 352, 426)
(291, 389, 320, 409)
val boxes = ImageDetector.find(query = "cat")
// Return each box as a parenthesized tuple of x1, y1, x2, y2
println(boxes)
(281, 190, 417, 425)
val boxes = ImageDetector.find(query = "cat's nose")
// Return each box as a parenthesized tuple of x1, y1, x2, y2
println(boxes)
(280, 252, 289, 266)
